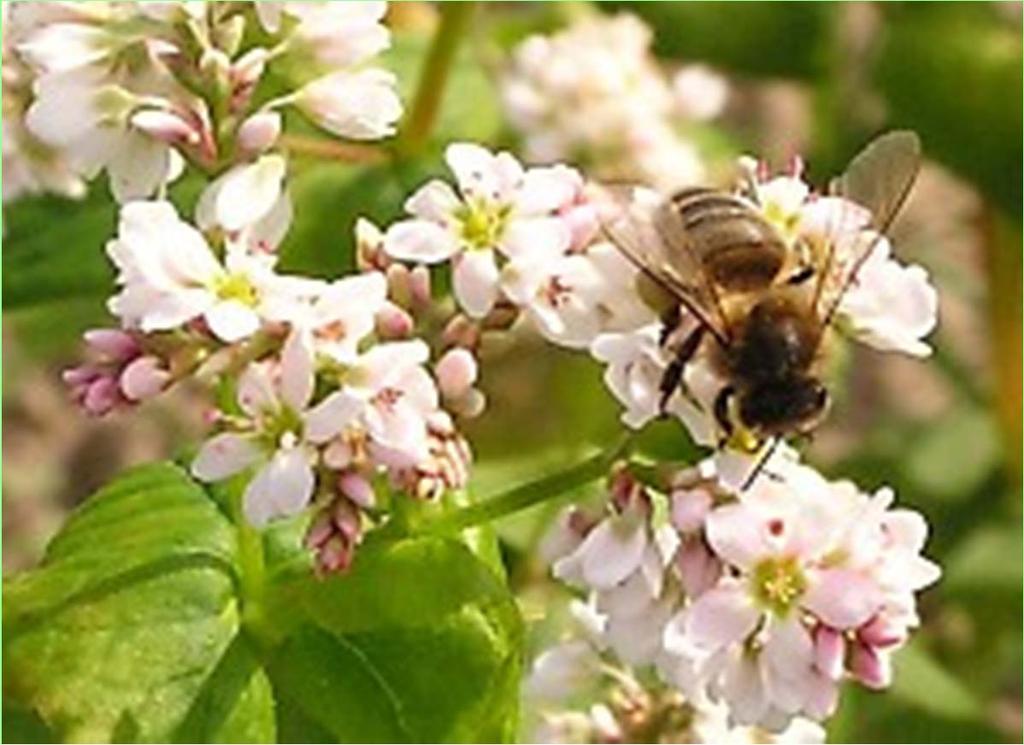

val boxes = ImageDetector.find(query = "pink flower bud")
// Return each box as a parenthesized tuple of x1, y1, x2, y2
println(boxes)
(237, 111, 281, 154)
(386, 263, 412, 308)
(857, 614, 907, 649)
(409, 265, 432, 308)
(131, 109, 199, 146)
(670, 487, 712, 533)
(63, 364, 100, 389)
(676, 538, 721, 597)
(814, 625, 846, 680)
(442, 314, 481, 350)
(436, 347, 478, 400)
(339, 471, 375, 509)
(850, 642, 892, 690)
(375, 303, 414, 340)
(83, 376, 122, 417)
(119, 355, 170, 402)
(83, 328, 140, 361)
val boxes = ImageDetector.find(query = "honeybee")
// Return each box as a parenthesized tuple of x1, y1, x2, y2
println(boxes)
(600, 131, 921, 455)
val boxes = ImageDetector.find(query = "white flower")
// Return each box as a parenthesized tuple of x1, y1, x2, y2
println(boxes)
(196, 154, 293, 252)
(384, 143, 574, 318)
(296, 68, 402, 141)
(839, 240, 938, 357)
(502, 13, 706, 189)
(260, 2, 391, 67)
(299, 272, 389, 365)
(341, 340, 440, 465)
(106, 201, 315, 342)
(672, 64, 729, 122)
(192, 328, 361, 526)
(590, 324, 718, 442)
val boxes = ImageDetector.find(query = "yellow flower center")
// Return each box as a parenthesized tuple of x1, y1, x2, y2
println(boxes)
(212, 272, 259, 307)
(751, 556, 806, 616)
(457, 200, 510, 250)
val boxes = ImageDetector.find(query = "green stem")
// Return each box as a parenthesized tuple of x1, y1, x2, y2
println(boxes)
(234, 494, 274, 648)
(429, 435, 632, 533)
(396, 2, 477, 157)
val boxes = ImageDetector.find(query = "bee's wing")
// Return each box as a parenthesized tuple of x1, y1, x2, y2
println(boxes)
(812, 131, 922, 328)
(596, 184, 730, 344)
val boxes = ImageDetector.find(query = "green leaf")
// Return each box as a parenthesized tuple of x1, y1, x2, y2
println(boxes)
(3, 463, 247, 743)
(3, 699, 57, 744)
(5, 464, 524, 743)
(279, 534, 524, 742)
(905, 405, 1000, 502)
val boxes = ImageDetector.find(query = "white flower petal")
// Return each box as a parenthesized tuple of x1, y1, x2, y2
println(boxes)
(453, 250, 500, 318)
(192, 433, 261, 481)
(685, 582, 760, 651)
(304, 391, 363, 444)
(803, 569, 882, 630)
(405, 179, 460, 222)
(214, 155, 286, 232)
(384, 219, 459, 263)
(280, 327, 315, 410)
(243, 448, 315, 527)
(205, 300, 261, 343)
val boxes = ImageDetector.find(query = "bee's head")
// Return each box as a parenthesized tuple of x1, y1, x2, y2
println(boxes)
(738, 377, 830, 437)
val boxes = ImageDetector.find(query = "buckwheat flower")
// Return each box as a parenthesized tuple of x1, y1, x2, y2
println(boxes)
(63, 328, 170, 416)
(106, 201, 316, 342)
(192, 329, 359, 526)
(838, 238, 939, 357)
(384, 143, 574, 318)
(590, 323, 718, 441)
(294, 273, 389, 365)
(342, 340, 440, 464)
(295, 68, 402, 141)
(502, 253, 605, 348)
(502, 13, 707, 190)
(672, 64, 730, 122)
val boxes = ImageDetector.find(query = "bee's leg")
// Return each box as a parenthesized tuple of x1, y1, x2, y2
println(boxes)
(659, 305, 682, 347)
(659, 325, 705, 415)
(713, 385, 736, 447)
(787, 266, 814, 285)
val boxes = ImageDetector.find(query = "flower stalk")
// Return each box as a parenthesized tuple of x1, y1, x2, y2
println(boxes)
(396, 2, 477, 157)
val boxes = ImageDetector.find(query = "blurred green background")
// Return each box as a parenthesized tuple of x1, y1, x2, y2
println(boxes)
(3, 2, 1021, 743)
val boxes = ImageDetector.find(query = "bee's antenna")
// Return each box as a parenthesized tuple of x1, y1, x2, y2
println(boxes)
(740, 436, 781, 492)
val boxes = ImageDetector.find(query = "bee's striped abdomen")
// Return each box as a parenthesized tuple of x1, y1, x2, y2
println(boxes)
(667, 188, 787, 292)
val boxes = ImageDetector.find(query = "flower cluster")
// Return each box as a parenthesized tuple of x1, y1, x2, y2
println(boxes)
(543, 449, 940, 733)
(502, 12, 726, 190)
(525, 599, 826, 744)
(2, 1, 400, 203)
(69, 151, 473, 572)
(381, 142, 654, 354)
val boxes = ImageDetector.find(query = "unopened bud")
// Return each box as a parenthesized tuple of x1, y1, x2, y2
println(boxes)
(119, 355, 171, 402)
(409, 265, 432, 308)
(82, 376, 122, 417)
(857, 614, 906, 649)
(676, 538, 721, 597)
(355, 217, 387, 271)
(436, 347, 478, 400)
(814, 625, 846, 681)
(386, 263, 412, 308)
(200, 48, 232, 94)
(850, 642, 891, 690)
(339, 471, 375, 509)
(83, 328, 139, 362)
(670, 487, 712, 533)
(481, 301, 519, 332)
(442, 314, 481, 350)
(453, 388, 486, 419)
(237, 111, 281, 154)
(131, 109, 199, 146)
(375, 303, 414, 339)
